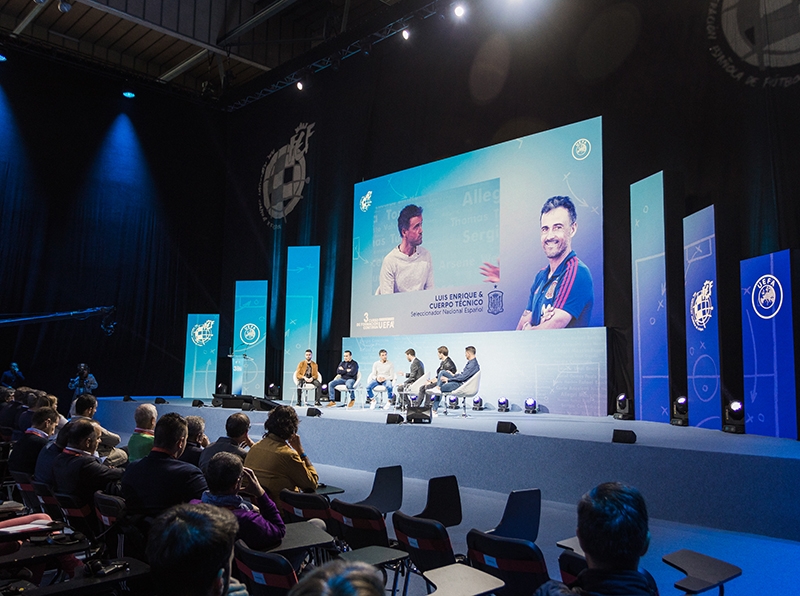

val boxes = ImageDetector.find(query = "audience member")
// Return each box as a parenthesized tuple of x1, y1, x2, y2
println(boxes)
(147, 503, 247, 596)
(0, 387, 29, 430)
(199, 413, 253, 473)
(179, 415, 209, 467)
(52, 418, 123, 506)
(71, 394, 127, 467)
(288, 560, 384, 596)
(244, 406, 318, 512)
(35, 421, 74, 488)
(127, 403, 157, 462)
(534, 482, 658, 596)
(193, 452, 285, 550)
(17, 393, 67, 434)
(122, 412, 208, 516)
(8, 407, 59, 476)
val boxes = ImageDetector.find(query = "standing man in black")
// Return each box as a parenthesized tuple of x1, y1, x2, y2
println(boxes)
(417, 346, 457, 406)
(1, 363, 24, 389)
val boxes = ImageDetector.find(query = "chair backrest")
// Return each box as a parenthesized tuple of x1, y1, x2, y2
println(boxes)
(392, 510, 456, 573)
(54, 492, 98, 540)
(279, 489, 337, 536)
(329, 499, 389, 550)
(11, 471, 42, 514)
(452, 371, 481, 398)
(0, 429, 13, 443)
(234, 539, 297, 596)
(558, 549, 587, 585)
(31, 481, 65, 522)
(408, 376, 426, 394)
(466, 528, 550, 596)
(492, 489, 541, 543)
(415, 475, 462, 528)
(356, 465, 403, 514)
(94, 491, 127, 558)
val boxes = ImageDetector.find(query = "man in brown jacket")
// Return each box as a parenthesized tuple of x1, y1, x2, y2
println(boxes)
(295, 349, 322, 406)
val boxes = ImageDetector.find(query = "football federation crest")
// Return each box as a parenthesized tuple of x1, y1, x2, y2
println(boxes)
(545, 281, 557, 300)
(360, 190, 373, 213)
(240, 323, 261, 346)
(191, 320, 215, 347)
(487, 290, 504, 315)
(258, 123, 315, 224)
(572, 138, 591, 160)
(690, 280, 715, 331)
(752, 274, 783, 320)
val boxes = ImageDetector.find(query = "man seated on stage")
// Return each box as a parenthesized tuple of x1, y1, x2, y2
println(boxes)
(71, 394, 127, 467)
(53, 418, 124, 506)
(127, 403, 157, 462)
(194, 452, 285, 551)
(244, 405, 318, 514)
(199, 413, 254, 473)
(327, 350, 359, 408)
(147, 503, 247, 596)
(295, 349, 322, 406)
(8, 407, 59, 476)
(365, 349, 395, 408)
(430, 346, 480, 414)
(122, 412, 208, 516)
(535, 482, 657, 596)
(179, 415, 209, 467)
(393, 348, 424, 409)
(417, 346, 457, 407)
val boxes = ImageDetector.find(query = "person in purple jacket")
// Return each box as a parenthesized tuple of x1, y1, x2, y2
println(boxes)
(194, 451, 286, 551)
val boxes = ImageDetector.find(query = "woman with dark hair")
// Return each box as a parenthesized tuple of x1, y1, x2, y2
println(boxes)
(244, 405, 318, 513)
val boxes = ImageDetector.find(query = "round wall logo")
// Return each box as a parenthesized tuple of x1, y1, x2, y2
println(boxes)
(572, 138, 591, 160)
(752, 274, 783, 319)
(707, 0, 800, 88)
(240, 323, 261, 345)
(191, 320, 215, 347)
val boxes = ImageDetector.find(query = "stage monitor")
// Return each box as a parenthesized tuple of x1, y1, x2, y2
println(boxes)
(350, 117, 604, 336)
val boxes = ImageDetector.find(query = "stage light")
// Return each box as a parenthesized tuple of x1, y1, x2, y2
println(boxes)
(454, 4, 466, 18)
(34, 0, 48, 4)
(472, 396, 484, 411)
(217, 383, 228, 394)
(524, 398, 537, 414)
(613, 392, 634, 420)
(723, 398, 746, 434)
(671, 395, 689, 426)
(402, 29, 410, 40)
(296, 81, 304, 90)
(728, 400, 744, 419)
(447, 395, 459, 409)
(321, 384, 328, 397)
(497, 397, 509, 412)
(675, 396, 688, 415)
(122, 90, 135, 99)
(0, 54, 6, 63)
(57, 0, 71, 13)
(267, 383, 281, 398)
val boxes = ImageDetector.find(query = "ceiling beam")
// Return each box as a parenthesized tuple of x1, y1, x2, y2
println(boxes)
(11, 1, 49, 37)
(216, 0, 300, 46)
(76, 0, 270, 72)
(158, 49, 209, 82)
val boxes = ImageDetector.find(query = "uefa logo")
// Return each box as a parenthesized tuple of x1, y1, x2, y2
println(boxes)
(752, 274, 783, 320)
(240, 323, 261, 345)
(572, 138, 591, 161)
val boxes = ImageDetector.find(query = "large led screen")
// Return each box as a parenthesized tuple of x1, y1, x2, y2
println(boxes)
(350, 117, 603, 336)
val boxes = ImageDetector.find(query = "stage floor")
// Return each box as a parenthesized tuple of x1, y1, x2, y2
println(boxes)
(95, 396, 800, 542)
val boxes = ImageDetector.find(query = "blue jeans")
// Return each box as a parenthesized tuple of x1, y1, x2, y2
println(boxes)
(366, 379, 393, 400)
(328, 378, 355, 401)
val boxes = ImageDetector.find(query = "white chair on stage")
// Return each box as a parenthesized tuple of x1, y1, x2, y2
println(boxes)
(293, 372, 323, 406)
(395, 376, 427, 411)
(370, 373, 398, 410)
(332, 371, 362, 407)
(427, 372, 482, 417)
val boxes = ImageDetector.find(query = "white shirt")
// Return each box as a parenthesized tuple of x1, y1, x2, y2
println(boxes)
(370, 360, 395, 383)
(377, 246, 434, 294)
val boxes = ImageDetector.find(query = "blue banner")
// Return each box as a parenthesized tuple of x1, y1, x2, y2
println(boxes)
(283, 246, 321, 400)
(182, 313, 220, 399)
(741, 250, 797, 439)
(631, 172, 669, 422)
(683, 206, 721, 429)
(231, 280, 268, 396)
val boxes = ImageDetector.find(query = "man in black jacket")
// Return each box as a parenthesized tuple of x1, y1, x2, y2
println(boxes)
(8, 407, 58, 476)
(122, 412, 208, 516)
(417, 346, 457, 406)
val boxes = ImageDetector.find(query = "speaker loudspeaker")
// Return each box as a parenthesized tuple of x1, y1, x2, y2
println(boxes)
(386, 413, 404, 424)
(612, 429, 637, 444)
(406, 406, 432, 424)
(307, 407, 322, 417)
(496, 421, 519, 434)
(191, 400, 204, 407)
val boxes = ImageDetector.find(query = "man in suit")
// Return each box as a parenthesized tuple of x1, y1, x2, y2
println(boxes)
(8, 407, 58, 476)
(71, 394, 127, 467)
(198, 413, 254, 473)
(179, 415, 208, 467)
(391, 348, 424, 409)
(53, 418, 124, 506)
(122, 412, 208, 516)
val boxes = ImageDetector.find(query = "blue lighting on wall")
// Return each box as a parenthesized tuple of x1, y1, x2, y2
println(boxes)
(89, 114, 154, 192)
(0, 86, 27, 164)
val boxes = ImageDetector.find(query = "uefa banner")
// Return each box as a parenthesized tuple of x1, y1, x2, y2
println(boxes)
(741, 250, 797, 439)
(231, 280, 268, 396)
(182, 313, 220, 399)
(630, 172, 669, 422)
(282, 246, 320, 401)
(683, 206, 721, 429)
